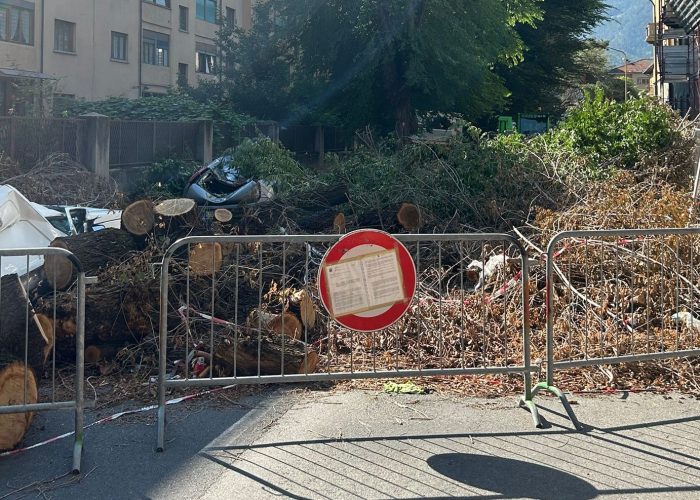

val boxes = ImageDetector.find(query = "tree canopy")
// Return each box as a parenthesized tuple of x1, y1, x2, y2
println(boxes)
(498, 0, 608, 115)
(220, 0, 543, 136)
(219, 0, 610, 135)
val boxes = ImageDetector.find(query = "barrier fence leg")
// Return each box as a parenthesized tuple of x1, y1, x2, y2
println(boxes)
(72, 273, 86, 474)
(527, 250, 583, 431)
(517, 253, 543, 428)
(156, 261, 169, 452)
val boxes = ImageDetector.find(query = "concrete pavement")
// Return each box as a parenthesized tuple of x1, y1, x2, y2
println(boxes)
(1, 387, 700, 499)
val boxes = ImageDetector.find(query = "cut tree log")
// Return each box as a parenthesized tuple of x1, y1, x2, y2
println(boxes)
(267, 313, 303, 340)
(288, 289, 316, 329)
(213, 332, 318, 376)
(214, 208, 233, 223)
(0, 362, 38, 450)
(154, 198, 199, 237)
(43, 228, 140, 289)
(189, 242, 223, 276)
(121, 200, 155, 236)
(333, 213, 346, 234)
(0, 274, 51, 373)
(397, 203, 422, 231)
(154, 198, 196, 218)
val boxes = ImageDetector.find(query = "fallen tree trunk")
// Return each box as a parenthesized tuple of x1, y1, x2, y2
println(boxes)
(36, 278, 159, 359)
(0, 274, 51, 373)
(214, 331, 318, 376)
(44, 228, 140, 289)
(0, 274, 47, 450)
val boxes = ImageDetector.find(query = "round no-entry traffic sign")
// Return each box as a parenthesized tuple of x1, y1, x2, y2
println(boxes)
(318, 229, 417, 332)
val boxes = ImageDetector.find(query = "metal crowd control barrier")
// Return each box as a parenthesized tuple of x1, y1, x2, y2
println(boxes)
(157, 234, 536, 451)
(0, 248, 85, 473)
(534, 228, 700, 429)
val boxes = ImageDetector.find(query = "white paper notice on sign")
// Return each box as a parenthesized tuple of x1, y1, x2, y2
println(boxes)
(324, 249, 405, 317)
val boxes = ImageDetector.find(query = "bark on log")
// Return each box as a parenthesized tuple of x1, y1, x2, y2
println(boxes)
(0, 362, 38, 450)
(36, 277, 158, 359)
(0, 274, 50, 373)
(44, 228, 140, 290)
(213, 332, 318, 377)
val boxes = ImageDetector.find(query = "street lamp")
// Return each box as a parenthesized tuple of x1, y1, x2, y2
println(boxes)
(609, 47, 629, 101)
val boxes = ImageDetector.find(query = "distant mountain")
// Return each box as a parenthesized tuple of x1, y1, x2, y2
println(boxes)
(593, 0, 653, 64)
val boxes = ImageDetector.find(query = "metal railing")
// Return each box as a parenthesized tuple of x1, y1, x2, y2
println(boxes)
(109, 120, 200, 167)
(0, 117, 83, 168)
(157, 234, 536, 451)
(0, 248, 85, 473)
(533, 228, 700, 429)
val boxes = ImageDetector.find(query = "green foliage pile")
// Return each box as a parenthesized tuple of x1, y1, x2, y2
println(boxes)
(556, 90, 679, 170)
(131, 157, 199, 199)
(238, 92, 693, 231)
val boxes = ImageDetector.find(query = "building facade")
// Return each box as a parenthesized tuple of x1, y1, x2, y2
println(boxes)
(608, 59, 653, 93)
(648, 0, 700, 116)
(0, 0, 251, 115)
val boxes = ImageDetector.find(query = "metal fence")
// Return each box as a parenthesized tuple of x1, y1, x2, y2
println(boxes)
(0, 248, 85, 473)
(109, 120, 199, 167)
(534, 228, 700, 429)
(0, 117, 83, 167)
(157, 233, 535, 450)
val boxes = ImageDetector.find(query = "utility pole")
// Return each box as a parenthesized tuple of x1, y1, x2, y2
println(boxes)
(610, 47, 629, 101)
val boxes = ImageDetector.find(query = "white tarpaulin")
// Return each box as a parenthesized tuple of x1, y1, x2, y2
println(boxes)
(0, 185, 64, 277)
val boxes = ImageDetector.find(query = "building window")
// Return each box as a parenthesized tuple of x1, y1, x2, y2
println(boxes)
(196, 0, 217, 23)
(143, 30, 169, 66)
(226, 7, 236, 27)
(178, 63, 188, 86)
(179, 6, 188, 31)
(144, 0, 170, 7)
(54, 20, 76, 53)
(0, 4, 34, 45)
(111, 32, 128, 61)
(196, 51, 216, 74)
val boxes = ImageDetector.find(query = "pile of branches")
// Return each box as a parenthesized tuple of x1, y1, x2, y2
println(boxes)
(0, 153, 120, 207)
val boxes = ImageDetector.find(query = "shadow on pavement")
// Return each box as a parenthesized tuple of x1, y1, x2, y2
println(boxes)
(427, 453, 597, 500)
(200, 413, 700, 499)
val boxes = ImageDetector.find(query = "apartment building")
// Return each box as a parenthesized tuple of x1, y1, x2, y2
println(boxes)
(0, 0, 251, 115)
(647, 0, 700, 115)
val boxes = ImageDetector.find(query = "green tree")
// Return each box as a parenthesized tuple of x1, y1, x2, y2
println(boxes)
(497, 0, 609, 114)
(219, 0, 542, 136)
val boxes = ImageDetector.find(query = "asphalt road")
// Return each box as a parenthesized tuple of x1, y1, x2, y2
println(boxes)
(2, 387, 700, 499)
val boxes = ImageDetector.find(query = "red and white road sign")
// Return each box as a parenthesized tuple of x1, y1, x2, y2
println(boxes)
(318, 229, 417, 332)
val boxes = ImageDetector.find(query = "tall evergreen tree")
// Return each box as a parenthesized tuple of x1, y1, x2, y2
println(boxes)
(498, 0, 608, 114)
(220, 0, 542, 136)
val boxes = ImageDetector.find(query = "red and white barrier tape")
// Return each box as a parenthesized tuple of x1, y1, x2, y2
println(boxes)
(0, 384, 236, 458)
